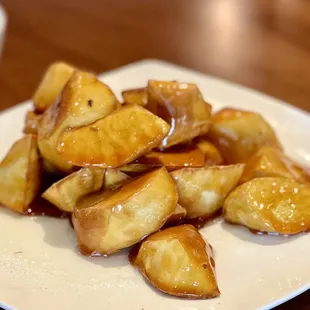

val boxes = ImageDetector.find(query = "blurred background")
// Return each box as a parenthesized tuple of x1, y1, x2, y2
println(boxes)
(0, 0, 310, 114)
(0, 0, 309, 308)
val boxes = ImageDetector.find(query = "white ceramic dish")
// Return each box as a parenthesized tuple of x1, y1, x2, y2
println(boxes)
(0, 60, 309, 310)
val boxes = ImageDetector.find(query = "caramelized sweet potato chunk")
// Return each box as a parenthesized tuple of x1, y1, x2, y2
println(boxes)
(104, 169, 131, 190)
(122, 87, 147, 106)
(0, 135, 41, 213)
(171, 164, 244, 220)
(57, 104, 170, 168)
(137, 146, 205, 171)
(119, 163, 154, 175)
(147, 80, 211, 149)
(38, 70, 120, 172)
(23, 111, 41, 134)
(194, 138, 223, 166)
(208, 108, 282, 164)
(223, 177, 310, 234)
(33, 62, 75, 113)
(73, 167, 178, 255)
(165, 203, 187, 226)
(129, 224, 220, 299)
(42, 167, 104, 212)
(240, 146, 310, 184)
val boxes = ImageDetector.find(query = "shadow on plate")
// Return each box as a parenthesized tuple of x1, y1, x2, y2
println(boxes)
(34, 215, 129, 268)
(220, 221, 302, 246)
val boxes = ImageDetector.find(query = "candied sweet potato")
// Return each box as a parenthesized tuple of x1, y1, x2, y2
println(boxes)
(171, 164, 244, 220)
(208, 108, 282, 164)
(194, 138, 223, 166)
(57, 104, 170, 168)
(33, 62, 75, 113)
(0, 135, 41, 213)
(23, 111, 41, 135)
(223, 177, 310, 234)
(73, 167, 178, 255)
(147, 80, 211, 149)
(42, 167, 104, 212)
(129, 224, 220, 299)
(38, 70, 120, 172)
(137, 146, 205, 171)
(240, 146, 310, 184)
(122, 87, 147, 106)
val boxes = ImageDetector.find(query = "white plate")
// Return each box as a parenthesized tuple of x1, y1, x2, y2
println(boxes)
(0, 60, 310, 310)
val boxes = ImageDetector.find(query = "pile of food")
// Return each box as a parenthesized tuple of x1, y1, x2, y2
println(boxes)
(1, 62, 310, 299)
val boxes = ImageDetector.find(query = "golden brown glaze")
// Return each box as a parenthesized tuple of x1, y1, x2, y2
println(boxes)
(38, 70, 120, 172)
(208, 108, 282, 164)
(122, 87, 147, 106)
(57, 104, 170, 167)
(73, 167, 178, 255)
(0, 135, 41, 213)
(170, 164, 244, 220)
(129, 224, 220, 299)
(194, 137, 223, 166)
(42, 167, 105, 212)
(165, 203, 187, 227)
(137, 145, 205, 171)
(240, 146, 310, 184)
(33, 62, 75, 113)
(223, 177, 310, 234)
(23, 111, 41, 135)
(147, 80, 211, 149)
(104, 169, 131, 190)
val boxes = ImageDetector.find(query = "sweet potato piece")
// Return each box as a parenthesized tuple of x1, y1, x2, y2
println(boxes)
(240, 146, 310, 184)
(38, 70, 120, 172)
(57, 104, 170, 168)
(122, 87, 147, 106)
(165, 203, 187, 226)
(104, 169, 131, 190)
(23, 111, 41, 134)
(194, 138, 223, 166)
(129, 225, 220, 299)
(42, 167, 104, 212)
(170, 164, 244, 220)
(223, 177, 310, 234)
(119, 163, 154, 175)
(0, 135, 41, 213)
(137, 146, 205, 171)
(208, 108, 282, 164)
(33, 62, 75, 113)
(72, 167, 178, 255)
(147, 80, 211, 149)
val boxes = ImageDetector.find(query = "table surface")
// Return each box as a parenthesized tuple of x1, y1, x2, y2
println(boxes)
(0, 0, 309, 309)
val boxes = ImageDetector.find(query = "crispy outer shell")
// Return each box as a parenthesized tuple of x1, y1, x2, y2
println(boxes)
(122, 87, 147, 106)
(147, 80, 211, 149)
(137, 146, 205, 171)
(240, 146, 310, 184)
(165, 203, 187, 227)
(208, 108, 282, 164)
(194, 137, 223, 166)
(223, 177, 310, 234)
(129, 224, 220, 299)
(170, 164, 244, 219)
(38, 70, 120, 172)
(33, 62, 75, 113)
(73, 167, 178, 255)
(23, 111, 41, 135)
(0, 135, 41, 213)
(104, 169, 131, 190)
(57, 104, 170, 167)
(42, 167, 105, 212)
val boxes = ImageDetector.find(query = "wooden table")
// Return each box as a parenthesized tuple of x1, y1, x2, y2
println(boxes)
(0, 0, 309, 309)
